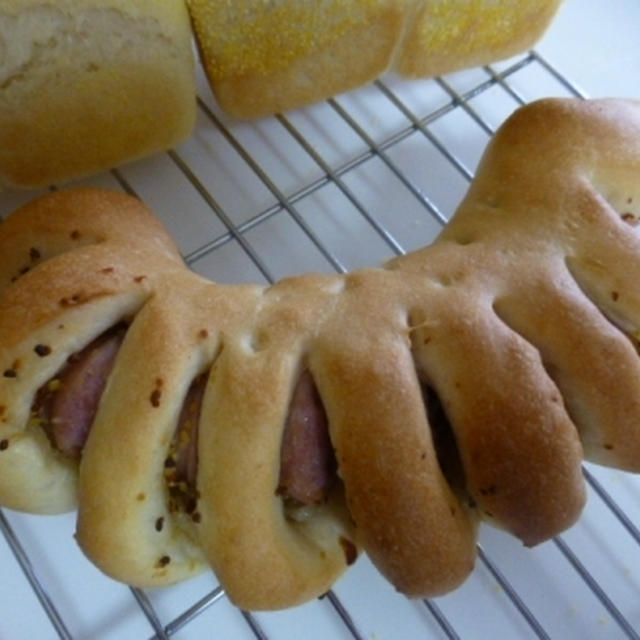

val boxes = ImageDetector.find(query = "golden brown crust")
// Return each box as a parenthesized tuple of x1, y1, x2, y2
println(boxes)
(0, 189, 179, 513)
(197, 336, 354, 608)
(409, 287, 585, 545)
(311, 302, 478, 595)
(2, 98, 640, 609)
(187, 0, 564, 118)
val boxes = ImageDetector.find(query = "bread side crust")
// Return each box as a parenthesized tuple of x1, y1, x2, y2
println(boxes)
(395, 0, 564, 77)
(0, 0, 196, 188)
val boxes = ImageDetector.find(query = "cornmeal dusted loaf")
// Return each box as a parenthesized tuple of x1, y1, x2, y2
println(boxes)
(1, 99, 640, 610)
(0, 0, 196, 189)
(187, 0, 565, 118)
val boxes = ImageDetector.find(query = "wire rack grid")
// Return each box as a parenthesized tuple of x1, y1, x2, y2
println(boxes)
(1, 49, 639, 640)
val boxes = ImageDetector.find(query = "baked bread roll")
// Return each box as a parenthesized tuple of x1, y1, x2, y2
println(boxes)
(187, 0, 564, 118)
(0, 0, 196, 189)
(1, 98, 640, 610)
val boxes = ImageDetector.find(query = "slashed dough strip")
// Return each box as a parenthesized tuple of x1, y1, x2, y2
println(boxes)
(1, 98, 639, 609)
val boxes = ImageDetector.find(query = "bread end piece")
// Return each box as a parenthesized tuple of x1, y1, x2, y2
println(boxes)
(0, 0, 197, 189)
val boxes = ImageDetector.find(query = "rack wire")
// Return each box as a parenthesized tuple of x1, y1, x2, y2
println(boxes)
(1, 49, 639, 640)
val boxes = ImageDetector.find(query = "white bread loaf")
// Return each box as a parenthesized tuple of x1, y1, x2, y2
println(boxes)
(187, 0, 565, 118)
(2, 99, 640, 609)
(0, 0, 196, 189)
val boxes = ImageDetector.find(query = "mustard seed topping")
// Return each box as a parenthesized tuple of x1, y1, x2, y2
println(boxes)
(34, 344, 52, 357)
(150, 389, 162, 407)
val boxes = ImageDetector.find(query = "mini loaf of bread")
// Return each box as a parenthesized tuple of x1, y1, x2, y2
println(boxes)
(0, 0, 196, 189)
(1, 98, 640, 610)
(187, 0, 564, 117)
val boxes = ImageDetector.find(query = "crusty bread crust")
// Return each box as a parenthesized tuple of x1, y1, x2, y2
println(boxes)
(2, 98, 640, 609)
(188, 0, 564, 118)
(0, 0, 196, 188)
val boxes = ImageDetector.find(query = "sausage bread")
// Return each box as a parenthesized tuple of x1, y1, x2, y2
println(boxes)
(1, 98, 640, 609)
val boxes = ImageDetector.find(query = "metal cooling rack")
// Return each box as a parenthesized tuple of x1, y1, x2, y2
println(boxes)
(1, 49, 640, 640)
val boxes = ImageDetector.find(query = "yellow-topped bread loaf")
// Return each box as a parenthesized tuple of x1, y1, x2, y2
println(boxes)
(187, 0, 564, 118)
(397, 0, 564, 76)
(0, 1, 564, 188)
(0, 0, 196, 189)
